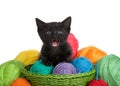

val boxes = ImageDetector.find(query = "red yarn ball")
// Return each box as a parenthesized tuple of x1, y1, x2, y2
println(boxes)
(67, 33, 79, 59)
(88, 79, 108, 86)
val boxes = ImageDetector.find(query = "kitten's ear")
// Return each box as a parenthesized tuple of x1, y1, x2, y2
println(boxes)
(35, 18, 45, 28)
(62, 16, 71, 29)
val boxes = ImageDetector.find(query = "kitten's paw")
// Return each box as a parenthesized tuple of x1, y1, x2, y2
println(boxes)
(65, 57, 71, 63)
(42, 59, 52, 66)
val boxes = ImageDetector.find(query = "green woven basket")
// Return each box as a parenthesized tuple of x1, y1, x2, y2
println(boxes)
(21, 65, 96, 86)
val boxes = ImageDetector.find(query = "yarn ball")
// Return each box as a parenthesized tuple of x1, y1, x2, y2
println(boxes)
(97, 54, 120, 86)
(30, 60, 54, 74)
(88, 79, 108, 86)
(71, 57, 92, 73)
(10, 78, 31, 86)
(0, 77, 7, 86)
(76, 46, 107, 64)
(0, 60, 24, 86)
(15, 50, 40, 66)
(53, 62, 77, 74)
(67, 33, 79, 59)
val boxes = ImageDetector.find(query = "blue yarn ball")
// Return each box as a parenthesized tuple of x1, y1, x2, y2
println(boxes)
(71, 57, 92, 73)
(30, 60, 54, 74)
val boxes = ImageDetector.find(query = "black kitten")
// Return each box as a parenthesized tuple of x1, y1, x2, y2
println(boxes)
(36, 17, 72, 66)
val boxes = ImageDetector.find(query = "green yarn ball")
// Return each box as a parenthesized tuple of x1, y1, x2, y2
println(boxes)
(0, 77, 8, 86)
(0, 60, 24, 86)
(30, 60, 54, 74)
(97, 54, 120, 86)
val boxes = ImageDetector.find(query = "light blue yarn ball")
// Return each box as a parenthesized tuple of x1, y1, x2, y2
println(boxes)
(30, 60, 54, 74)
(71, 57, 92, 73)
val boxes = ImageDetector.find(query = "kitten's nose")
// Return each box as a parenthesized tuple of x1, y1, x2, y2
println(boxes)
(53, 35, 57, 39)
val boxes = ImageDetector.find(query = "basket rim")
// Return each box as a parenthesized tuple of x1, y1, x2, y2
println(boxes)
(21, 65, 96, 79)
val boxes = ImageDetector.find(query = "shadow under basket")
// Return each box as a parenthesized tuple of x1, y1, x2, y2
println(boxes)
(21, 65, 96, 86)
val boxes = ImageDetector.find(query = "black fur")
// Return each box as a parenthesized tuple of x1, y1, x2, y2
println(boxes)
(36, 17, 72, 66)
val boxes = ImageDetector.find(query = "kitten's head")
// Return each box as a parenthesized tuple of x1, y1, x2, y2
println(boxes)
(36, 17, 71, 47)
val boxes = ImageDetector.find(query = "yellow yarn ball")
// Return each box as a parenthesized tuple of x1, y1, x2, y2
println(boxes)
(15, 50, 40, 66)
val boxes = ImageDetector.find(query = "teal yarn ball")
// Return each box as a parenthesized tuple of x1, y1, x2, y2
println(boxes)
(97, 54, 120, 86)
(71, 57, 92, 73)
(30, 60, 54, 74)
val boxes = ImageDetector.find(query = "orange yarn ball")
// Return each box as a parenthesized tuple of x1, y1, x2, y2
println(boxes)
(10, 78, 31, 86)
(76, 46, 107, 64)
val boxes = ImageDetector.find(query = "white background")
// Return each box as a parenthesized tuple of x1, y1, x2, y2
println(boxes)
(0, 0, 120, 64)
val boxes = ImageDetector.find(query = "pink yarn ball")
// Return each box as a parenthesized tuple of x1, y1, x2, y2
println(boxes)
(67, 33, 79, 59)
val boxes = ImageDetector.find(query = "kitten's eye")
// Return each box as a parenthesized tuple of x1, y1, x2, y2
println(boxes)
(57, 31, 63, 34)
(46, 31, 51, 35)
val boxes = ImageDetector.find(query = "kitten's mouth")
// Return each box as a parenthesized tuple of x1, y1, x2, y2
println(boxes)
(51, 39, 59, 47)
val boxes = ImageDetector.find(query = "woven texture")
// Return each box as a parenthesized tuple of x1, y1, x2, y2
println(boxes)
(22, 65, 96, 86)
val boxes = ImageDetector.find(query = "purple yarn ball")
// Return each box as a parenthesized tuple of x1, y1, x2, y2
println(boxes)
(53, 62, 77, 74)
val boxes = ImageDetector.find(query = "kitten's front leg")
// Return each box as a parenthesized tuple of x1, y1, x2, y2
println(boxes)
(41, 55, 53, 66)
(66, 55, 72, 62)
